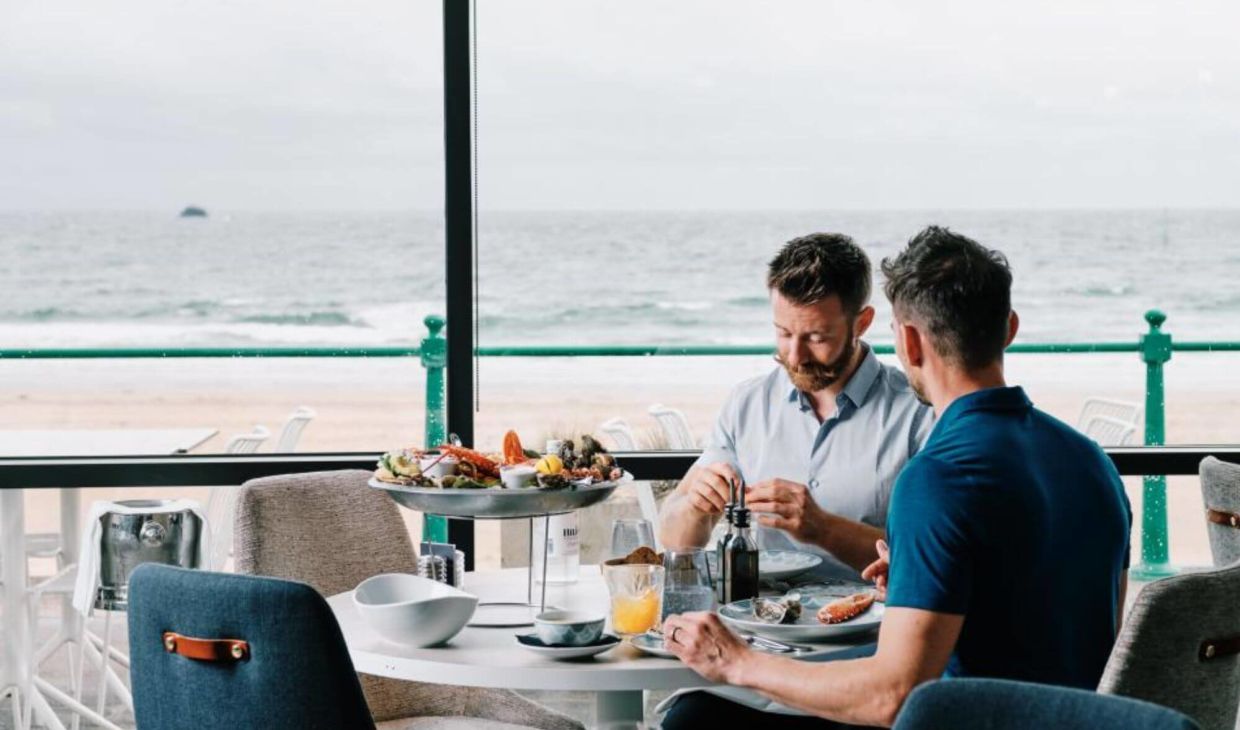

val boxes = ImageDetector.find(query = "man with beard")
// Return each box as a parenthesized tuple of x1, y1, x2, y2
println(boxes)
(658, 233, 933, 580)
(659, 227, 1131, 728)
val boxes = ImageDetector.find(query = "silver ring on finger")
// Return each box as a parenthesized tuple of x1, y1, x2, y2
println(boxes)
(670, 626, 682, 644)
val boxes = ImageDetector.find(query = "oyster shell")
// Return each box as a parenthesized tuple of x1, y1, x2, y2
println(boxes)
(580, 434, 604, 458)
(752, 593, 803, 624)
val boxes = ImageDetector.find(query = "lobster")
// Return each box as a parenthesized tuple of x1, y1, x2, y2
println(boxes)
(438, 444, 502, 478)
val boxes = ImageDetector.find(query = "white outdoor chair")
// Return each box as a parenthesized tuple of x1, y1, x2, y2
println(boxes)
(598, 418, 659, 545)
(648, 404, 698, 450)
(207, 425, 270, 570)
(224, 425, 270, 455)
(598, 417, 639, 451)
(1077, 398, 1142, 432)
(1083, 415, 1138, 447)
(274, 406, 316, 452)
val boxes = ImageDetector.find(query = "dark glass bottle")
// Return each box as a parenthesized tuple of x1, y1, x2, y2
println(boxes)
(715, 479, 737, 603)
(723, 485, 759, 603)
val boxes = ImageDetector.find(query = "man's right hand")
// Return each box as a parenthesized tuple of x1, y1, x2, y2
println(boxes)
(860, 539, 890, 602)
(683, 462, 741, 516)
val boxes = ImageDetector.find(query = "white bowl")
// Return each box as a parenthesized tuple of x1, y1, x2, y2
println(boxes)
(419, 455, 458, 479)
(353, 573, 478, 647)
(534, 610, 606, 646)
(500, 464, 537, 489)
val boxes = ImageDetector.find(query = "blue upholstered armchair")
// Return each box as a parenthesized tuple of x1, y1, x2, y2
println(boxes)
(127, 563, 376, 730)
(894, 678, 1201, 730)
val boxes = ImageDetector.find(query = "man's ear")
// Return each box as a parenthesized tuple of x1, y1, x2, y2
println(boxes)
(854, 306, 876, 339)
(1006, 310, 1020, 347)
(899, 321, 924, 367)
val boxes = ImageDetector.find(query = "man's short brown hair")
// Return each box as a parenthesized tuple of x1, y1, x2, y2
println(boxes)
(766, 233, 872, 315)
(881, 226, 1012, 371)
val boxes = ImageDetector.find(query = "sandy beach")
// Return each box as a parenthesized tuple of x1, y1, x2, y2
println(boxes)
(5, 349, 1239, 572)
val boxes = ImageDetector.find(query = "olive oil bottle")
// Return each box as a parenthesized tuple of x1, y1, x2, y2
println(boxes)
(723, 483, 759, 603)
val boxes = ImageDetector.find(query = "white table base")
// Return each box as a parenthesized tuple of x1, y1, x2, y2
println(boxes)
(594, 690, 643, 725)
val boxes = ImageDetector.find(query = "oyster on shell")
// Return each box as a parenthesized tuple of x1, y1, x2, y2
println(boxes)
(752, 592, 803, 624)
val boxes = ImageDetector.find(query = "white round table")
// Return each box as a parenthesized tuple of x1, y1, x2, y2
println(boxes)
(329, 566, 870, 725)
(328, 567, 713, 724)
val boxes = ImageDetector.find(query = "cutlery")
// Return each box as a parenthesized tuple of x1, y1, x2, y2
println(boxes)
(744, 634, 816, 654)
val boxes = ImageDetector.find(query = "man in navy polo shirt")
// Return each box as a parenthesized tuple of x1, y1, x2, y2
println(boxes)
(661, 226, 1131, 728)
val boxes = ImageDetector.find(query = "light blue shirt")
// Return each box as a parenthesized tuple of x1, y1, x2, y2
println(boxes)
(695, 345, 934, 581)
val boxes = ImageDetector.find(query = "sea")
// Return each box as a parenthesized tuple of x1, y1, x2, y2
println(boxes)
(4, 209, 1239, 349)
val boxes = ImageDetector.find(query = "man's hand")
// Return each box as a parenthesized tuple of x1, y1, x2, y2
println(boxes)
(860, 539, 890, 602)
(746, 478, 829, 544)
(683, 462, 741, 516)
(662, 612, 752, 685)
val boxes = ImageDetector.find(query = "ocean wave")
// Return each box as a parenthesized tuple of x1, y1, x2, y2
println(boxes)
(655, 301, 713, 311)
(725, 295, 769, 307)
(1075, 284, 1134, 297)
(235, 311, 362, 327)
(0, 319, 418, 348)
(13, 306, 85, 321)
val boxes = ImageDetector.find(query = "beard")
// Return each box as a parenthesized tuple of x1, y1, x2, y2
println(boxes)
(776, 329, 857, 393)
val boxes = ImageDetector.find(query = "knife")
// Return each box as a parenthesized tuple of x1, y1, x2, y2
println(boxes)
(744, 634, 816, 654)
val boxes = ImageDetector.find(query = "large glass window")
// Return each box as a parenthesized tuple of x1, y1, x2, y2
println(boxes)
(2, 0, 445, 553)
(468, 1, 1240, 568)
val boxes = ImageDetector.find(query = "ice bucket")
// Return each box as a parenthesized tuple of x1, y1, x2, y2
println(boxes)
(96, 499, 203, 611)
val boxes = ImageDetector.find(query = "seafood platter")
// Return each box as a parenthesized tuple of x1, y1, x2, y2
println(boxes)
(718, 586, 883, 642)
(370, 432, 631, 519)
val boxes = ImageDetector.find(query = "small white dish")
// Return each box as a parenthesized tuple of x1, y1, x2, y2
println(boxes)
(353, 573, 477, 647)
(515, 633, 620, 660)
(629, 632, 676, 658)
(500, 464, 537, 489)
(419, 454, 458, 479)
(533, 610, 605, 646)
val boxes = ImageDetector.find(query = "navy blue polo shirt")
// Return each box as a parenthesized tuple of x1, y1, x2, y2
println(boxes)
(886, 386, 1131, 690)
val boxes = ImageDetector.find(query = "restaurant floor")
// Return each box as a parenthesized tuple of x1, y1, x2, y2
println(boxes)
(1, 596, 671, 729)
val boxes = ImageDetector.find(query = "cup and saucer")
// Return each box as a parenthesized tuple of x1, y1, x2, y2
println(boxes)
(515, 610, 620, 660)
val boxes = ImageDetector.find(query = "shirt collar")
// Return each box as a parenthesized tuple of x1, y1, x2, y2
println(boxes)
(785, 344, 882, 412)
(938, 385, 1033, 425)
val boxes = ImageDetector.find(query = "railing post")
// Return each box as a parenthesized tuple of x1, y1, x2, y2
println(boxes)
(420, 314, 449, 543)
(1131, 309, 1174, 580)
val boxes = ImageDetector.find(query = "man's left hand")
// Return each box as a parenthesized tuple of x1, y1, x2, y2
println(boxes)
(746, 478, 828, 544)
(662, 612, 751, 684)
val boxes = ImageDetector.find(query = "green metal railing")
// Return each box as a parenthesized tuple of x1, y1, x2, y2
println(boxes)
(6, 310, 1240, 576)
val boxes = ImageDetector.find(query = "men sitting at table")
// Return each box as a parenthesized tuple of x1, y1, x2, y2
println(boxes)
(658, 233, 933, 580)
(660, 226, 1133, 728)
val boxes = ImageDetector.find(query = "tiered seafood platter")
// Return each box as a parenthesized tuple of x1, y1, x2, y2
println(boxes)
(369, 432, 630, 519)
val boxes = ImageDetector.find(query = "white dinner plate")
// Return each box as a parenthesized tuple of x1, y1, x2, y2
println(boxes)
(758, 550, 824, 581)
(718, 591, 883, 642)
(514, 633, 621, 660)
(706, 550, 824, 582)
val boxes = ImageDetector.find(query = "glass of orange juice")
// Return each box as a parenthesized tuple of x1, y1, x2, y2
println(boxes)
(601, 564, 665, 637)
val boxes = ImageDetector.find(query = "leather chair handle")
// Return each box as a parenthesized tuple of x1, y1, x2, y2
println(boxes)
(163, 631, 250, 663)
(1199, 636, 1240, 662)
(1206, 508, 1240, 529)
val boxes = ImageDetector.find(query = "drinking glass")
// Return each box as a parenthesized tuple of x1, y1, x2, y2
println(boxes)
(661, 548, 714, 621)
(601, 563, 665, 637)
(609, 518, 655, 560)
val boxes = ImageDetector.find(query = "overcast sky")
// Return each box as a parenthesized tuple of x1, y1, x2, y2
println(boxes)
(2, 1, 1238, 211)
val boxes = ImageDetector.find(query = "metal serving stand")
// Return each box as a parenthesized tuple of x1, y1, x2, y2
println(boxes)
(370, 474, 629, 626)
